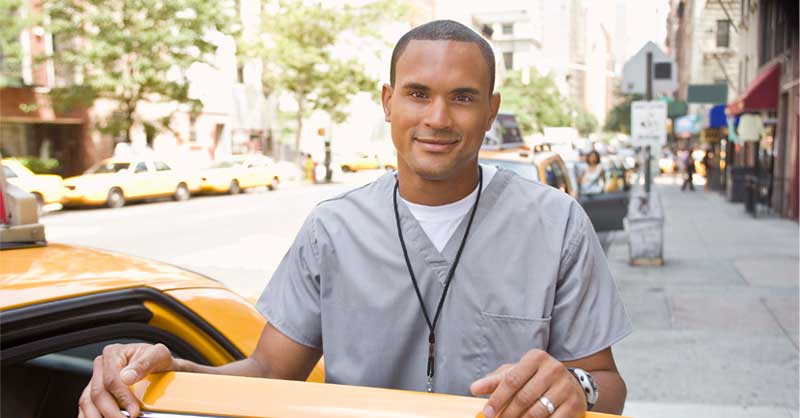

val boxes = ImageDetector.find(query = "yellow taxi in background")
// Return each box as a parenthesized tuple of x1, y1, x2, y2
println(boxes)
(480, 147, 629, 233)
(63, 158, 197, 208)
(480, 148, 576, 196)
(1, 165, 624, 418)
(198, 154, 279, 194)
(340, 152, 397, 173)
(2, 158, 65, 211)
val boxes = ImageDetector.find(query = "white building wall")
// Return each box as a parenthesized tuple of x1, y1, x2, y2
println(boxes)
(687, 0, 740, 99)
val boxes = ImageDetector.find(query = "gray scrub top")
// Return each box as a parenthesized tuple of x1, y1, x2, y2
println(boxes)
(256, 168, 632, 396)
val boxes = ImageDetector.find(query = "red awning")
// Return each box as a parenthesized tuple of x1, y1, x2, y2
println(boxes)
(726, 63, 780, 116)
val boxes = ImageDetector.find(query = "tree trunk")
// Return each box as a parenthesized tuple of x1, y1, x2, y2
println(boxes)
(294, 97, 304, 155)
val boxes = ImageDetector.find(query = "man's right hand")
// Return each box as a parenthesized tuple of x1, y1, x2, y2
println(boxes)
(77, 343, 177, 418)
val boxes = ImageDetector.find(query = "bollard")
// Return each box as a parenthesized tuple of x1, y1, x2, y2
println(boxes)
(625, 190, 664, 266)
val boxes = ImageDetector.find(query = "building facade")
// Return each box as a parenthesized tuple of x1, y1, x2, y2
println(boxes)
(729, 0, 798, 219)
(667, 0, 798, 220)
(0, 0, 273, 177)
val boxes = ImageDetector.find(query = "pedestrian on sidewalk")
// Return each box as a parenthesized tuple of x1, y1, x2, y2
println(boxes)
(681, 151, 695, 191)
(79, 20, 631, 418)
(579, 150, 606, 195)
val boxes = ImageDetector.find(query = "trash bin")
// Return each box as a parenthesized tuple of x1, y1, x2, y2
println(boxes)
(625, 190, 664, 266)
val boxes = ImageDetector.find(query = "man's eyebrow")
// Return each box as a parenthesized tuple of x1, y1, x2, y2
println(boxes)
(400, 82, 431, 92)
(451, 87, 481, 96)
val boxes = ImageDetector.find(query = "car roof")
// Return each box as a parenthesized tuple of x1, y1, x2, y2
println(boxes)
(0, 243, 225, 311)
(479, 148, 560, 165)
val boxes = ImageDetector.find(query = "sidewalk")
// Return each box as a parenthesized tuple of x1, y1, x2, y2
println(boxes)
(611, 176, 799, 418)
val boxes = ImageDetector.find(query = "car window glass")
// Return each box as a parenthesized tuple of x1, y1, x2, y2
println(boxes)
(135, 162, 148, 173)
(88, 162, 130, 173)
(2, 337, 189, 418)
(210, 161, 235, 169)
(3, 166, 17, 178)
(544, 161, 567, 192)
(154, 161, 171, 171)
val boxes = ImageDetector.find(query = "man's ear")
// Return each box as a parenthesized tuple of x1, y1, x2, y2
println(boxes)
(382, 84, 393, 122)
(486, 92, 501, 131)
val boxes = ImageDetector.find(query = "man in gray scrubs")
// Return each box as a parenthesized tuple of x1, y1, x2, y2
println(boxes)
(80, 20, 632, 418)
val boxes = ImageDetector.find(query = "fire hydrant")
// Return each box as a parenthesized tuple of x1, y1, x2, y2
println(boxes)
(304, 155, 316, 183)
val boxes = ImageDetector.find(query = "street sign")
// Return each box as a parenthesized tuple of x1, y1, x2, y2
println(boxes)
(622, 42, 678, 96)
(631, 100, 667, 145)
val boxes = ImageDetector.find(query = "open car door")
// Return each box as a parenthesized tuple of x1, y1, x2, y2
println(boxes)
(579, 191, 630, 233)
(128, 372, 628, 418)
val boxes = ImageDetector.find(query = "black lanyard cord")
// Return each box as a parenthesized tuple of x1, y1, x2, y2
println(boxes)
(392, 166, 483, 392)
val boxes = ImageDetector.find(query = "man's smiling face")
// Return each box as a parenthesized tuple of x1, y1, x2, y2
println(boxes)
(382, 40, 500, 182)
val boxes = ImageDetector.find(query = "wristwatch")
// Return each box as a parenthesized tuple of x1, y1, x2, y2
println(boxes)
(567, 367, 598, 411)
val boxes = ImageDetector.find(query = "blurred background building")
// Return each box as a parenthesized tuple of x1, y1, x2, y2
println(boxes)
(665, 0, 797, 219)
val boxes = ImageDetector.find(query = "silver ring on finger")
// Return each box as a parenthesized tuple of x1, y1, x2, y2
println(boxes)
(538, 395, 555, 415)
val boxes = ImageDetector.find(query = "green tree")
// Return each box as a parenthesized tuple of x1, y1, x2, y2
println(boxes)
(497, 70, 571, 135)
(0, 0, 37, 87)
(44, 0, 239, 143)
(603, 94, 642, 134)
(574, 107, 598, 137)
(252, 0, 407, 152)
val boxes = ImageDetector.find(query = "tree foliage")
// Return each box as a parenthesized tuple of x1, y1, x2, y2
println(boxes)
(604, 94, 642, 134)
(497, 70, 572, 135)
(0, 0, 36, 87)
(251, 0, 407, 150)
(574, 108, 598, 137)
(45, 0, 239, 142)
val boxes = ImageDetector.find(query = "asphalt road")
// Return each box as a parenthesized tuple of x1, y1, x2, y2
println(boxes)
(42, 170, 385, 300)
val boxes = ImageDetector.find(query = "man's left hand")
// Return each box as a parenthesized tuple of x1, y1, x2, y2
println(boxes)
(470, 349, 587, 418)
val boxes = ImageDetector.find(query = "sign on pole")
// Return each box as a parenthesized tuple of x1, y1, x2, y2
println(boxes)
(631, 100, 667, 146)
(622, 42, 678, 96)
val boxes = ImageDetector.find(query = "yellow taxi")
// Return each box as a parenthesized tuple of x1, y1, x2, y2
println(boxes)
(340, 152, 397, 172)
(0, 166, 624, 418)
(479, 147, 629, 233)
(2, 158, 65, 210)
(63, 158, 198, 208)
(480, 148, 576, 196)
(198, 155, 279, 194)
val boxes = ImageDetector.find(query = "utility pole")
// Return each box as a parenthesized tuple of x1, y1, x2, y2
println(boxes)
(644, 51, 653, 194)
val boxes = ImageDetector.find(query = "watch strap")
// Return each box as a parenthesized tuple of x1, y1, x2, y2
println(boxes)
(567, 367, 598, 411)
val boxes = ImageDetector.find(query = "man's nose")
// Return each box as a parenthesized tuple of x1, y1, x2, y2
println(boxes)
(422, 97, 453, 130)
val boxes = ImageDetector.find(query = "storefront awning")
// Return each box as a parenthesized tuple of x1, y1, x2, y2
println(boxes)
(726, 63, 780, 116)
(708, 104, 727, 128)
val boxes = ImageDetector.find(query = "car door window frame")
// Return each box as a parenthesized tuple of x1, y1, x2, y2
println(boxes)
(0, 287, 244, 367)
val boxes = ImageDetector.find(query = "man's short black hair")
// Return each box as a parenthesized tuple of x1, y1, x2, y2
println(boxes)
(390, 20, 496, 95)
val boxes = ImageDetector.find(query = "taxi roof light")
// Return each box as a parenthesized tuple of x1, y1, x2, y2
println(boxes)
(1, 159, 46, 249)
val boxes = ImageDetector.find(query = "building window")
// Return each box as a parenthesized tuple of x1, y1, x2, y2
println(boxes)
(503, 52, 513, 70)
(716, 20, 730, 48)
(502, 23, 513, 35)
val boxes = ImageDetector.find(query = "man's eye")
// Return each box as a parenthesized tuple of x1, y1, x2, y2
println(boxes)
(454, 95, 473, 102)
(409, 91, 427, 99)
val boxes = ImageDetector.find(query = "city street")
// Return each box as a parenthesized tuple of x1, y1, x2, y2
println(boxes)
(40, 170, 799, 418)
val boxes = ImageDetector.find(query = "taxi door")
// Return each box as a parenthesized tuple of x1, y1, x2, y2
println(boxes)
(128, 161, 156, 198)
(152, 161, 180, 196)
